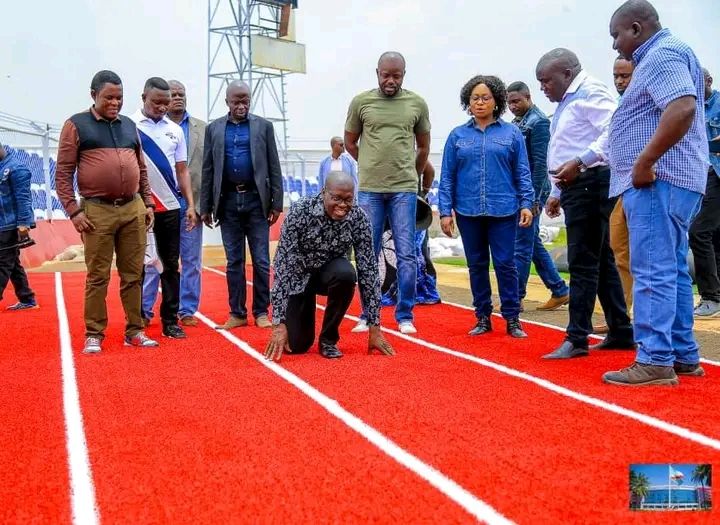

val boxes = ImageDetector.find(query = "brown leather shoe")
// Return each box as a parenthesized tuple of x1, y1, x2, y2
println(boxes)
(602, 362, 679, 386)
(216, 316, 248, 330)
(536, 294, 569, 311)
(179, 316, 198, 327)
(255, 315, 272, 328)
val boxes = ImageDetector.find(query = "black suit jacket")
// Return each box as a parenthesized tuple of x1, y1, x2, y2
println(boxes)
(200, 113, 283, 219)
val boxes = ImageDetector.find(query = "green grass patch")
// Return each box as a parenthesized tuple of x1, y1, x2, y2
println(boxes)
(433, 227, 570, 280)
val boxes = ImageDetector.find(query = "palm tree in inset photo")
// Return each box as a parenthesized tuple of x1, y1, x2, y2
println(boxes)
(692, 464, 712, 509)
(630, 470, 650, 509)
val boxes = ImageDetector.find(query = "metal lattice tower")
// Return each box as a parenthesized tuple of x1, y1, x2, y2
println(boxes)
(207, 0, 295, 153)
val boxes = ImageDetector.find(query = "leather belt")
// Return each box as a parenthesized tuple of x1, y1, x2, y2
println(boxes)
(85, 194, 137, 207)
(225, 183, 256, 193)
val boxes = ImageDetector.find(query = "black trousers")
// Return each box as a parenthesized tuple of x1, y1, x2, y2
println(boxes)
(0, 229, 34, 304)
(561, 168, 632, 346)
(143, 210, 181, 325)
(689, 171, 720, 302)
(286, 257, 357, 354)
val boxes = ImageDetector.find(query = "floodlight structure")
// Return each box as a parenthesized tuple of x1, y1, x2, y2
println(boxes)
(207, 0, 305, 155)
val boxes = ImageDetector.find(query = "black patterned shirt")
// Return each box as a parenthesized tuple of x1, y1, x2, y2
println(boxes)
(271, 194, 381, 326)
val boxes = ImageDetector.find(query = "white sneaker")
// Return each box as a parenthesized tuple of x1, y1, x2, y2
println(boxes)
(351, 319, 369, 333)
(398, 321, 417, 335)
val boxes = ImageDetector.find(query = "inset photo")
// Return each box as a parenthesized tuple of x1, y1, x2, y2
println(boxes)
(629, 464, 712, 511)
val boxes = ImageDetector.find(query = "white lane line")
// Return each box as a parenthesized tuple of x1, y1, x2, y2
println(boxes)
(442, 299, 720, 367)
(202, 266, 720, 451)
(194, 310, 514, 525)
(55, 273, 100, 524)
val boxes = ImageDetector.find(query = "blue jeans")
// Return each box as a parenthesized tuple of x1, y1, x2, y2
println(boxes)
(178, 207, 203, 318)
(220, 190, 270, 319)
(514, 212, 569, 300)
(358, 191, 416, 323)
(623, 180, 703, 366)
(142, 203, 204, 319)
(456, 213, 521, 319)
(142, 264, 160, 320)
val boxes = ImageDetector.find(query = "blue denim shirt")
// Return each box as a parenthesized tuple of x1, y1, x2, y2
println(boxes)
(513, 105, 551, 205)
(706, 89, 720, 176)
(439, 118, 534, 217)
(0, 149, 34, 232)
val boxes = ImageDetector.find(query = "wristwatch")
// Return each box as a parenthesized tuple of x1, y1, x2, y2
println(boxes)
(575, 157, 588, 173)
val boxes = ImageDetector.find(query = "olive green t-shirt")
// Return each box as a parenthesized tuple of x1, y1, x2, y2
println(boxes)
(345, 88, 431, 193)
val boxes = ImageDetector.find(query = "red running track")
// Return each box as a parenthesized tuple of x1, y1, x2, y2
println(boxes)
(199, 268, 719, 524)
(0, 273, 71, 524)
(2, 268, 718, 523)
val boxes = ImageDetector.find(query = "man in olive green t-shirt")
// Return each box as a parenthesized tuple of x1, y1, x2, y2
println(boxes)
(344, 51, 431, 335)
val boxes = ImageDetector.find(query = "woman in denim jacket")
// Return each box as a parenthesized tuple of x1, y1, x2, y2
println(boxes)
(439, 75, 534, 338)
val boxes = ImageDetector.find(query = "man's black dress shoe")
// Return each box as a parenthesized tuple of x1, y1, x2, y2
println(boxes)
(506, 318, 528, 338)
(162, 323, 187, 339)
(589, 338, 636, 350)
(319, 342, 343, 359)
(542, 340, 589, 359)
(468, 316, 492, 336)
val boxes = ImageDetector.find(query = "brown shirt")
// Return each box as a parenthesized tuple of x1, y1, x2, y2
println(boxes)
(55, 107, 153, 217)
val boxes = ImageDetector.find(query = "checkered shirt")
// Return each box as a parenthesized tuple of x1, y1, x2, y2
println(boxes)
(608, 29, 709, 197)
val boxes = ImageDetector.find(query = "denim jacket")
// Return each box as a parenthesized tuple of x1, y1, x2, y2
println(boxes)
(439, 118, 534, 218)
(513, 105, 551, 205)
(318, 153, 358, 194)
(706, 90, 720, 176)
(0, 150, 34, 232)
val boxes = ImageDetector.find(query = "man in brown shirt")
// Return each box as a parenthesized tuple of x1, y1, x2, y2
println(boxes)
(56, 70, 158, 354)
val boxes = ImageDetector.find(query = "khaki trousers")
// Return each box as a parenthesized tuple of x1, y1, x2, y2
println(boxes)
(82, 195, 147, 338)
(609, 197, 633, 313)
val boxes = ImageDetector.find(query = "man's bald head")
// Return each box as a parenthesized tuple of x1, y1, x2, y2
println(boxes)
(226, 80, 250, 98)
(535, 48, 582, 103)
(324, 170, 355, 191)
(611, 0, 660, 29)
(378, 51, 406, 70)
(322, 171, 355, 220)
(536, 48, 581, 75)
(376, 51, 406, 97)
(609, 0, 662, 60)
(225, 80, 251, 121)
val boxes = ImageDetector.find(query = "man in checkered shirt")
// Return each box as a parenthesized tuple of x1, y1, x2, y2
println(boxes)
(603, 0, 709, 386)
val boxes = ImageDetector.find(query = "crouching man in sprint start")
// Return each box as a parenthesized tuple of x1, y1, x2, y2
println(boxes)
(264, 171, 394, 361)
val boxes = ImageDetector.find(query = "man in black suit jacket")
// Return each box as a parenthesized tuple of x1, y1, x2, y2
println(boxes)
(200, 81, 283, 329)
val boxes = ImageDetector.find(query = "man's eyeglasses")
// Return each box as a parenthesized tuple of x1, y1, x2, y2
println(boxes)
(324, 190, 354, 207)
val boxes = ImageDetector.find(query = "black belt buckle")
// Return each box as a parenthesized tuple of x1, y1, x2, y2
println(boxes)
(112, 198, 126, 207)
(234, 184, 250, 193)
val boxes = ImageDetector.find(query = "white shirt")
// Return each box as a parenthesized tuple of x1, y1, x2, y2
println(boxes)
(547, 71, 617, 198)
(131, 110, 188, 211)
(330, 157, 343, 172)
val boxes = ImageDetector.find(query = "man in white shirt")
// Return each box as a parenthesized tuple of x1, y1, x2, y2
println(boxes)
(536, 48, 634, 359)
(317, 136, 358, 194)
(132, 77, 196, 339)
